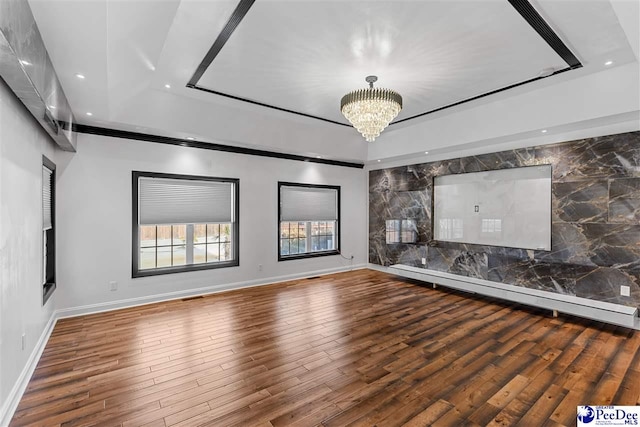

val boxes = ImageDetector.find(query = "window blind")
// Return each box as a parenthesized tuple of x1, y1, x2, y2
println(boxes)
(139, 177, 233, 225)
(43, 166, 53, 230)
(280, 186, 338, 221)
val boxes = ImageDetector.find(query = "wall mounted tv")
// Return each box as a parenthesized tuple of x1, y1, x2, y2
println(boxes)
(433, 165, 552, 251)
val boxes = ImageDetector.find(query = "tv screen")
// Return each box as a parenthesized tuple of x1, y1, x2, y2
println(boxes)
(433, 165, 552, 251)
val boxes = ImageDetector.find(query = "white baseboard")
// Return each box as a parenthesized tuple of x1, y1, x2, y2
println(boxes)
(0, 311, 58, 427)
(56, 264, 366, 319)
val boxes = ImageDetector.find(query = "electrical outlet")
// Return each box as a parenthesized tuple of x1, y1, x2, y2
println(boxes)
(621, 285, 631, 297)
(421, 257, 427, 265)
(21, 333, 26, 350)
(258, 264, 263, 271)
(109, 281, 118, 291)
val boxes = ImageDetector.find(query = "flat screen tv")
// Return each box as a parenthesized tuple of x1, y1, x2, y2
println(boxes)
(433, 165, 552, 251)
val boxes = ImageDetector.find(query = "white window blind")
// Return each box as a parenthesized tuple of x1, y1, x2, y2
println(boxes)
(139, 177, 233, 225)
(280, 186, 338, 221)
(43, 166, 53, 230)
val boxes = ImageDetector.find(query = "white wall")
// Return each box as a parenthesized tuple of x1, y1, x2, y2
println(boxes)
(55, 133, 367, 313)
(0, 79, 58, 421)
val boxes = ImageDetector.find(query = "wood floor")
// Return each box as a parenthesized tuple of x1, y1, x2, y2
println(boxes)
(11, 270, 640, 427)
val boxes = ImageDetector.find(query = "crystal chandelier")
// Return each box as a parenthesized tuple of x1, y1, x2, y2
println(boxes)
(340, 75, 402, 142)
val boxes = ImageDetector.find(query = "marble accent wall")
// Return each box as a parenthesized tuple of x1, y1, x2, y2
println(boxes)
(369, 131, 640, 308)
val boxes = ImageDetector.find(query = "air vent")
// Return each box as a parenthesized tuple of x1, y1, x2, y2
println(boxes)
(0, 1, 76, 151)
(43, 109, 59, 135)
(181, 295, 204, 302)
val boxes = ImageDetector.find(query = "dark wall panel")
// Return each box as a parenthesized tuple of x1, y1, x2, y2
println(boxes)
(369, 131, 640, 308)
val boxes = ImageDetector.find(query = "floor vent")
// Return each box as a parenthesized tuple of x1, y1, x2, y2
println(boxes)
(306, 276, 321, 280)
(181, 296, 204, 302)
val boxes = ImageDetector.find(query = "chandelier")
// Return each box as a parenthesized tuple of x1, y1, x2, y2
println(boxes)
(340, 75, 402, 142)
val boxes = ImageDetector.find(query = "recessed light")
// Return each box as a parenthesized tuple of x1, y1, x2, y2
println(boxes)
(377, 159, 381, 163)
(86, 112, 93, 116)
(316, 156, 322, 159)
(424, 151, 429, 155)
(164, 84, 171, 89)
(541, 129, 547, 133)
(604, 60, 613, 66)
(19, 60, 31, 66)
(75, 73, 85, 79)
(186, 137, 195, 140)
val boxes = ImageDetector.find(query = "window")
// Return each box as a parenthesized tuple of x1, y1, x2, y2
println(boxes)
(132, 172, 239, 277)
(278, 182, 340, 260)
(42, 156, 56, 305)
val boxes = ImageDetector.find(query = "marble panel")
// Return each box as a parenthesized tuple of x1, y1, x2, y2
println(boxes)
(369, 165, 430, 193)
(579, 224, 640, 272)
(534, 223, 594, 266)
(369, 191, 394, 224)
(552, 180, 608, 223)
(425, 246, 487, 279)
(450, 251, 488, 279)
(391, 191, 430, 220)
(535, 132, 640, 181)
(369, 232, 388, 265)
(425, 246, 462, 273)
(575, 267, 640, 307)
(487, 257, 581, 295)
(609, 178, 640, 224)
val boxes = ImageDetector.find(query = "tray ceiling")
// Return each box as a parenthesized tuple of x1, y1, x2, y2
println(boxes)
(192, 0, 576, 125)
(27, 0, 638, 162)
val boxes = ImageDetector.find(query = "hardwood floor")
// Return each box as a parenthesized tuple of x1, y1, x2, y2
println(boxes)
(11, 269, 640, 426)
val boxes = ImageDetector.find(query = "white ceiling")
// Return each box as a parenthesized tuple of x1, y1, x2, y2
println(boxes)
(27, 0, 639, 163)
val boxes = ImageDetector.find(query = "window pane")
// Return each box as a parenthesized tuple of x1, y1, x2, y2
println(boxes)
(172, 225, 186, 245)
(220, 224, 231, 243)
(289, 237, 299, 254)
(156, 225, 172, 246)
(140, 226, 156, 248)
(207, 224, 220, 243)
(298, 238, 306, 253)
(157, 246, 172, 268)
(194, 244, 207, 264)
(220, 243, 231, 261)
(140, 247, 156, 269)
(194, 224, 207, 244)
(207, 243, 220, 261)
(326, 221, 334, 234)
(172, 245, 186, 266)
(281, 222, 290, 239)
(281, 238, 290, 256)
(320, 236, 328, 250)
(280, 220, 337, 256)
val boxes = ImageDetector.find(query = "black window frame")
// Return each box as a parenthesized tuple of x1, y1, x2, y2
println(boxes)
(42, 155, 56, 305)
(132, 171, 240, 278)
(278, 181, 340, 261)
